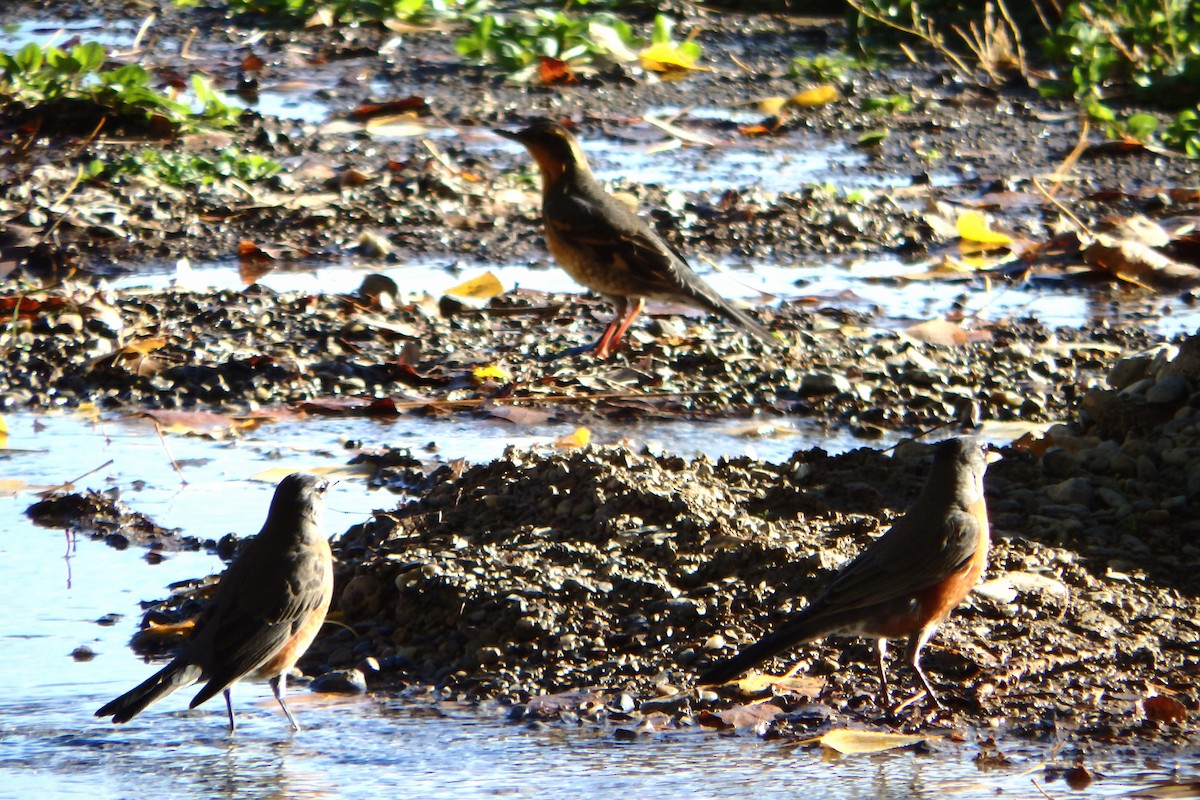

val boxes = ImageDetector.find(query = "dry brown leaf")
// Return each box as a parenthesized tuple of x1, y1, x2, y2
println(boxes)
(1083, 235, 1200, 289)
(487, 405, 552, 425)
(1123, 779, 1200, 798)
(698, 701, 784, 732)
(902, 318, 981, 345)
(1143, 694, 1189, 724)
(538, 56, 577, 86)
(139, 409, 260, 438)
(812, 729, 932, 754)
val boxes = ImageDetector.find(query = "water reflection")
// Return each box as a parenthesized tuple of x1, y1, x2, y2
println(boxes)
(108, 258, 1200, 338)
(1, 397, 1196, 798)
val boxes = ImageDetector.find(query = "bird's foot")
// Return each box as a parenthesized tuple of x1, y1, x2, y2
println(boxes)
(889, 688, 942, 715)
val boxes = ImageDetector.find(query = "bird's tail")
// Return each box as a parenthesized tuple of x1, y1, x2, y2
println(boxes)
(696, 615, 827, 686)
(721, 302, 775, 346)
(691, 289, 775, 347)
(95, 661, 203, 723)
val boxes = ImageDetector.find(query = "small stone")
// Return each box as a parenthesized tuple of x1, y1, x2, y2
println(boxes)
(71, 645, 97, 662)
(798, 372, 851, 397)
(1041, 448, 1080, 478)
(1146, 375, 1189, 405)
(310, 668, 368, 694)
(1045, 477, 1093, 506)
(1107, 356, 1151, 390)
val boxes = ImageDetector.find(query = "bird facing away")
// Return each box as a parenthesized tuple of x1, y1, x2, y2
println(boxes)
(696, 437, 990, 709)
(96, 473, 334, 732)
(495, 118, 774, 358)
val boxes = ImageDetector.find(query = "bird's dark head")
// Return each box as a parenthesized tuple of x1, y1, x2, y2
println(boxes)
(270, 472, 330, 525)
(931, 437, 990, 502)
(495, 118, 590, 187)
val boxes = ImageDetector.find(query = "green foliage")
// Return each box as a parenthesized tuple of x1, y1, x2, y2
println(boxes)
(455, 10, 698, 81)
(1163, 107, 1200, 156)
(1040, 2, 1200, 157)
(0, 42, 241, 132)
(861, 93, 915, 113)
(455, 8, 637, 79)
(1042, 0, 1200, 107)
(789, 51, 863, 82)
(850, 0, 1200, 155)
(645, 13, 700, 66)
(227, 0, 486, 24)
(88, 147, 282, 188)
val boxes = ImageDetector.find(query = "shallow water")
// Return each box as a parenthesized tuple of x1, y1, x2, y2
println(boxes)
(114, 256, 1200, 338)
(1, 18, 1197, 799)
(2, 412, 1198, 799)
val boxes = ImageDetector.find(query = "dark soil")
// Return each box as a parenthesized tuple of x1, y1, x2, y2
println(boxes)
(1, 2, 1195, 276)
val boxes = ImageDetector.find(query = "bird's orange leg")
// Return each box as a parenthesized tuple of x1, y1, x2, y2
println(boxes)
(604, 298, 643, 357)
(594, 297, 638, 359)
(594, 319, 622, 359)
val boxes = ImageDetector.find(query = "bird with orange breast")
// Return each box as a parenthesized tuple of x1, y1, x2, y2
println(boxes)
(96, 473, 334, 731)
(697, 438, 991, 709)
(496, 118, 774, 358)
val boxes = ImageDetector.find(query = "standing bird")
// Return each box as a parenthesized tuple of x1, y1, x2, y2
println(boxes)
(495, 118, 774, 358)
(697, 438, 990, 708)
(96, 473, 334, 732)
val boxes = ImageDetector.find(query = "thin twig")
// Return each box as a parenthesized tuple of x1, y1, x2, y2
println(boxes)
(1031, 778, 1057, 800)
(153, 422, 189, 485)
(64, 116, 107, 162)
(115, 13, 156, 57)
(1048, 115, 1090, 189)
(180, 28, 198, 60)
(44, 458, 115, 495)
(1032, 176, 1090, 236)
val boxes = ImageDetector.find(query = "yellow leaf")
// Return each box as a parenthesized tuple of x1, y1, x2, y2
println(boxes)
(146, 619, 195, 634)
(749, 96, 790, 115)
(444, 271, 506, 304)
(0, 479, 30, 496)
(0, 413, 6, 449)
(472, 364, 511, 383)
(77, 402, 101, 423)
(639, 42, 700, 72)
(124, 337, 169, 355)
(729, 672, 826, 696)
(250, 464, 367, 483)
(812, 729, 932, 755)
(788, 84, 839, 108)
(553, 427, 591, 448)
(956, 210, 1013, 246)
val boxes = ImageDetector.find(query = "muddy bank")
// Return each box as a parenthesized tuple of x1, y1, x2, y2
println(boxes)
(0, 5, 1195, 278)
(0, 281, 1175, 431)
(103, 334, 1200, 744)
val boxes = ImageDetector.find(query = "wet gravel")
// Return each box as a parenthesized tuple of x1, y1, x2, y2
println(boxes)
(92, 331, 1200, 745)
(1, 4, 1196, 276)
(5, 1, 1199, 746)
(0, 281, 1177, 430)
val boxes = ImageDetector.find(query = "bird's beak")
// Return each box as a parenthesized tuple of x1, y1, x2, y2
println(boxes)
(494, 128, 518, 140)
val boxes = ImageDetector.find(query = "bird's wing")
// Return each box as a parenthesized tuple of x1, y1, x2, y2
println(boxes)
(187, 542, 329, 675)
(808, 508, 983, 615)
(548, 189, 707, 299)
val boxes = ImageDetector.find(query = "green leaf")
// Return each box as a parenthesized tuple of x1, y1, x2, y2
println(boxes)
(856, 128, 889, 147)
(14, 42, 44, 72)
(1125, 112, 1158, 141)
